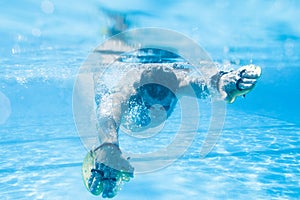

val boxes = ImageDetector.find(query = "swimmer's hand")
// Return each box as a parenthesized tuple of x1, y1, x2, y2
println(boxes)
(218, 64, 262, 103)
(84, 143, 134, 198)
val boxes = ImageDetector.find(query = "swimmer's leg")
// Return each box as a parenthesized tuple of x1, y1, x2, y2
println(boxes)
(218, 64, 262, 103)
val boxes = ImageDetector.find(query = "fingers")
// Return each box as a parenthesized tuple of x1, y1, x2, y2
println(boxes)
(236, 65, 261, 91)
(83, 149, 133, 198)
(219, 64, 262, 103)
(239, 65, 262, 79)
(86, 145, 135, 198)
(90, 163, 118, 198)
(102, 165, 118, 198)
(89, 169, 104, 195)
(237, 78, 257, 90)
(102, 178, 117, 198)
(237, 82, 255, 90)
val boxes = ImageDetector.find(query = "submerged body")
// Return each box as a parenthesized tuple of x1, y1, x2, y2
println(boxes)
(87, 62, 262, 198)
(97, 64, 210, 133)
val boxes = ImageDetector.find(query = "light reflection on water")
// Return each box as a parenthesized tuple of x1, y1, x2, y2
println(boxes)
(0, 111, 299, 199)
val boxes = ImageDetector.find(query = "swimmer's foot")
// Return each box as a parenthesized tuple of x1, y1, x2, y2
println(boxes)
(218, 64, 262, 103)
(82, 143, 134, 198)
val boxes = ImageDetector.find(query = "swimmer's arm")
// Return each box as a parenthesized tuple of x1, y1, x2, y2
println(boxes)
(91, 92, 134, 198)
(176, 73, 214, 99)
(176, 65, 262, 102)
(95, 70, 140, 146)
(96, 92, 129, 146)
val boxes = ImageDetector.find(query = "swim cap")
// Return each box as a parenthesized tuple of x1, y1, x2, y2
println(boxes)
(139, 65, 179, 93)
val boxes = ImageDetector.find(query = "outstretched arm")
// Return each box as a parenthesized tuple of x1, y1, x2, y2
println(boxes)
(176, 70, 211, 99)
(176, 64, 262, 103)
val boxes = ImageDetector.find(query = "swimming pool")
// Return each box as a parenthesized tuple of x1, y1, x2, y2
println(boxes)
(1, 0, 300, 199)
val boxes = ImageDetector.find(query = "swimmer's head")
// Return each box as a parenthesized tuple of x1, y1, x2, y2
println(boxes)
(135, 66, 179, 114)
(139, 83, 177, 114)
(136, 66, 178, 106)
(142, 83, 171, 100)
(138, 66, 179, 93)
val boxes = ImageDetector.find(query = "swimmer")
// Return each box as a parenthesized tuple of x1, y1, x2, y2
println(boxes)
(85, 62, 262, 198)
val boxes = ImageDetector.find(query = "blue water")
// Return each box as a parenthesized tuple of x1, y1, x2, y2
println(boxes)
(1, 0, 300, 199)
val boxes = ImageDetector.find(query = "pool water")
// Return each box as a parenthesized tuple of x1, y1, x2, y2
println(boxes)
(1, 0, 300, 199)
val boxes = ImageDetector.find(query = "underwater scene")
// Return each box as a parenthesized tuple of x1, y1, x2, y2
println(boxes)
(0, 0, 299, 199)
